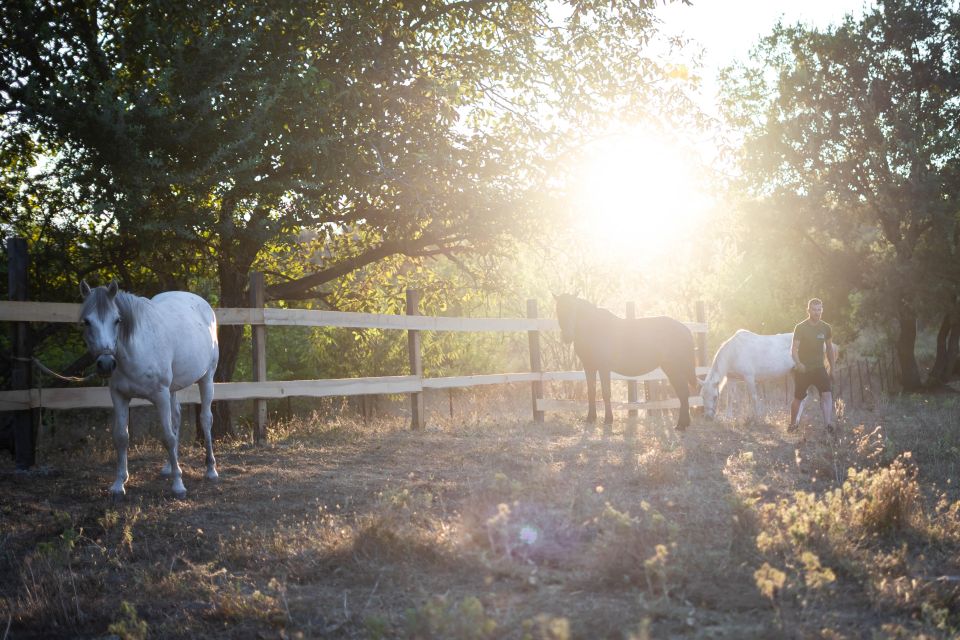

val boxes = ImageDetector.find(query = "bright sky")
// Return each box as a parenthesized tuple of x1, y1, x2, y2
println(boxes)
(657, 0, 871, 117)
(658, 0, 870, 70)
(570, 0, 871, 266)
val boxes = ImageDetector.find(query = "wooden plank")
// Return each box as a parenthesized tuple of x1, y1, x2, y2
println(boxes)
(407, 289, 425, 429)
(0, 376, 424, 410)
(541, 367, 710, 383)
(215, 307, 264, 325)
(208, 377, 423, 400)
(626, 302, 638, 419)
(537, 397, 704, 413)
(260, 307, 552, 332)
(0, 301, 81, 323)
(422, 372, 541, 389)
(250, 272, 268, 443)
(527, 299, 544, 423)
(0, 300, 707, 334)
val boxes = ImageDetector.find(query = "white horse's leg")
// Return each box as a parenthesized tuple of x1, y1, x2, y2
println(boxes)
(745, 376, 759, 422)
(110, 390, 131, 497)
(199, 371, 218, 481)
(160, 390, 180, 477)
(153, 390, 186, 497)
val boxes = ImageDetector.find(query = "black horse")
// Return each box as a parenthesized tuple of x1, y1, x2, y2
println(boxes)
(554, 294, 699, 430)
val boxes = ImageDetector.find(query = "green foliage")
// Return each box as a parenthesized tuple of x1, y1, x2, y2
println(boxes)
(522, 614, 571, 640)
(107, 601, 148, 640)
(719, 0, 960, 383)
(1, 0, 692, 392)
(587, 501, 677, 594)
(403, 595, 497, 640)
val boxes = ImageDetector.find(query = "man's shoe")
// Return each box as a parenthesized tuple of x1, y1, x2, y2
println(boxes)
(787, 422, 799, 433)
(826, 424, 836, 436)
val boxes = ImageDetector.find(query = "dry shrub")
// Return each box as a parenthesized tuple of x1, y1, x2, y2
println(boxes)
(583, 502, 675, 594)
(402, 595, 497, 640)
(352, 516, 434, 564)
(842, 454, 922, 535)
(757, 454, 924, 560)
(752, 454, 947, 616)
(474, 500, 585, 567)
(210, 579, 287, 626)
(13, 511, 88, 633)
(634, 446, 684, 486)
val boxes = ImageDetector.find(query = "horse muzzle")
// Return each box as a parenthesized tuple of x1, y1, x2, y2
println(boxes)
(95, 354, 117, 377)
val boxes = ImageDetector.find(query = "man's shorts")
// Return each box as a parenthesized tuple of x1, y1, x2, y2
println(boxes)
(793, 367, 832, 399)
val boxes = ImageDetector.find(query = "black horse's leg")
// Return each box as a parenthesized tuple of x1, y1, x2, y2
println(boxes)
(667, 372, 691, 430)
(585, 368, 598, 422)
(600, 370, 614, 425)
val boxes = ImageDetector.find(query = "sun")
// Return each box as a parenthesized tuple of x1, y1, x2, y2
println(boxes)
(570, 129, 713, 264)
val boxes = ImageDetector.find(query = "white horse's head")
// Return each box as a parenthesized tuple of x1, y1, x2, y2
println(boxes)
(700, 376, 723, 420)
(79, 280, 122, 377)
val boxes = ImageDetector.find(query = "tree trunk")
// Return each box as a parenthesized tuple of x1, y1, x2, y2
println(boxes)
(927, 313, 954, 386)
(896, 306, 923, 391)
(210, 261, 251, 440)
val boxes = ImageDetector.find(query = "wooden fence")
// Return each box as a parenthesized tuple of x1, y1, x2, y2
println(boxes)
(2, 267, 710, 459)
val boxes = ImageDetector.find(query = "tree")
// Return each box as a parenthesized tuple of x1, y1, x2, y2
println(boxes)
(721, 0, 960, 389)
(1, 1, 693, 433)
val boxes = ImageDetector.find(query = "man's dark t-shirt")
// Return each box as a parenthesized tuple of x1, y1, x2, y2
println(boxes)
(793, 319, 832, 370)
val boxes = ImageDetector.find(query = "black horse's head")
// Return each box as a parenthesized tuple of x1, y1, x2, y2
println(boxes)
(553, 293, 582, 344)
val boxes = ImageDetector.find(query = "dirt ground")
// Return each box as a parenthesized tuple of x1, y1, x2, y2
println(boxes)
(1, 387, 959, 639)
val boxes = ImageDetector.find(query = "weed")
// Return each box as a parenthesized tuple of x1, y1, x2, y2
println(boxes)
(522, 613, 570, 640)
(403, 595, 497, 640)
(585, 502, 675, 592)
(107, 601, 148, 640)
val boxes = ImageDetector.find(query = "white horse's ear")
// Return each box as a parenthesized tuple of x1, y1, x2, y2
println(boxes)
(80, 280, 91, 299)
(107, 280, 119, 298)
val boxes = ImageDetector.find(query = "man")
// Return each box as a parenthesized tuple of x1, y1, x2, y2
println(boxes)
(788, 298, 836, 434)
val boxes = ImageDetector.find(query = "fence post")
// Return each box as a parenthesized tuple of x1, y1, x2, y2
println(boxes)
(527, 299, 544, 423)
(406, 289, 425, 429)
(7, 237, 35, 471)
(249, 272, 268, 444)
(626, 302, 638, 418)
(695, 301, 706, 413)
(857, 360, 864, 404)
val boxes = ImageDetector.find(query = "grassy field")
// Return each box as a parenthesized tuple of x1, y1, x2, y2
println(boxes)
(2, 388, 959, 639)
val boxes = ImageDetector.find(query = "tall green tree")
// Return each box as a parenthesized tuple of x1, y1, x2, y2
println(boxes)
(1, 1, 694, 433)
(721, 0, 960, 389)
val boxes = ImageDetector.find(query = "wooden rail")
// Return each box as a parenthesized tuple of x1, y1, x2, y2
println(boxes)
(0, 301, 707, 333)
(0, 368, 710, 411)
(0, 295, 708, 422)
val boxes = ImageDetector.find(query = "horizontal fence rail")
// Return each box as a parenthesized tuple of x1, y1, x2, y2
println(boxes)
(0, 367, 711, 411)
(0, 298, 708, 417)
(0, 301, 709, 334)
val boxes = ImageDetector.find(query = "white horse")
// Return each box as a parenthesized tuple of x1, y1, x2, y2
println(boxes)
(700, 331, 801, 421)
(80, 281, 219, 498)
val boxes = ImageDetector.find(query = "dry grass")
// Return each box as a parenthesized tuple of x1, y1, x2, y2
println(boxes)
(2, 386, 959, 638)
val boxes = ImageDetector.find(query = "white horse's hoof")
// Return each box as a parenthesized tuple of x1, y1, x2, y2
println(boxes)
(206, 469, 220, 481)
(172, 489, 187, 499)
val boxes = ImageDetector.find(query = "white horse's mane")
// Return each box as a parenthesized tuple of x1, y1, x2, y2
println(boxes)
(81, 287, 153, 344)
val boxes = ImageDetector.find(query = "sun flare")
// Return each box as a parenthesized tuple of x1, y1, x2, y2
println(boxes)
(571, 129, 712, 264)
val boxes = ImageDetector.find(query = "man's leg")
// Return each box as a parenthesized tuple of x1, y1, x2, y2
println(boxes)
(821, 392, 835, 433)
(790, 397, 803, 429)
